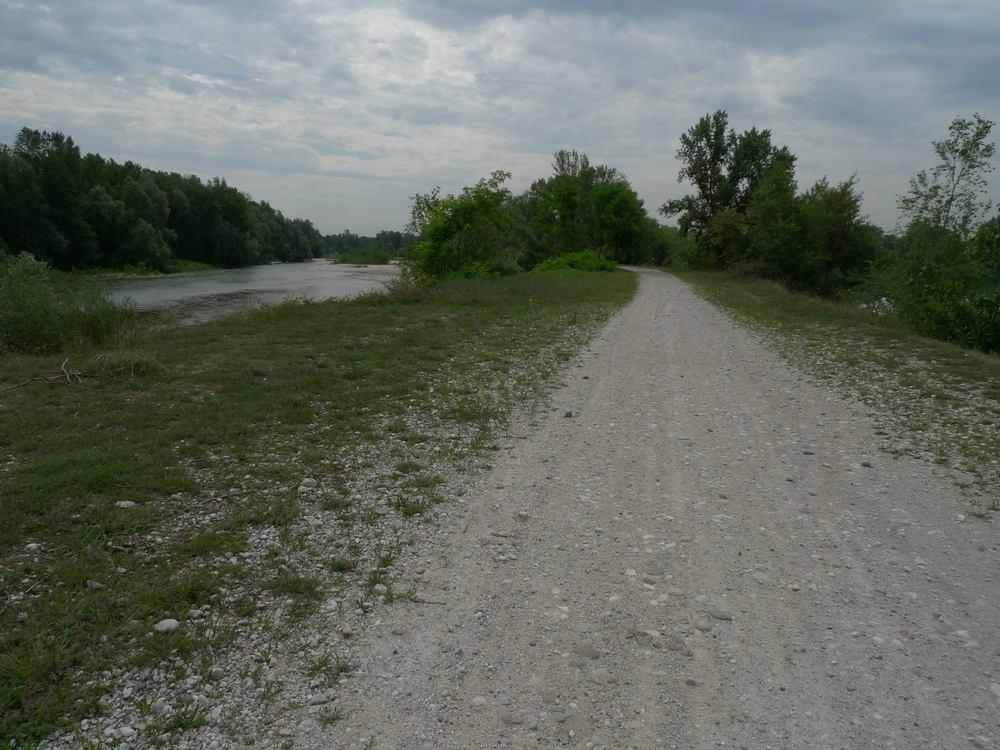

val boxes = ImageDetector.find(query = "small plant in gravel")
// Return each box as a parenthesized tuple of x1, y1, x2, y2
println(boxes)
(318, 707, 345, 727)
(327, 556, 355, 573)
(260, 681, 284, 701)
(164, 706, 206, 732)
(392, 496, 432, 517)
(306, 652, 352, 685)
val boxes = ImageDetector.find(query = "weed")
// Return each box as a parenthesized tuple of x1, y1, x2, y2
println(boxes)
(327, 557, 355, 573)
(318, 707, 345, 727)
(164, 706, 205, 732)
(306, 652, 352, 685)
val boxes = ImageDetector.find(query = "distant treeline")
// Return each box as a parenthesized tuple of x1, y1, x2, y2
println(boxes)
(0, 128, 402, 272)
(403, 114, 997, 351)
(321, 229, 417, 258)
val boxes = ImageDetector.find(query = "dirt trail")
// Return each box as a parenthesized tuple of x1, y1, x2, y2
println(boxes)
(304, 269, 999, 749)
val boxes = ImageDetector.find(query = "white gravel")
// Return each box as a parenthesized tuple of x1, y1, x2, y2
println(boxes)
(291, 269, 1000, 749)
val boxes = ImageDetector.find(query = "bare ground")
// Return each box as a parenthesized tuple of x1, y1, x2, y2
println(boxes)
(300, 269, 1000, 749)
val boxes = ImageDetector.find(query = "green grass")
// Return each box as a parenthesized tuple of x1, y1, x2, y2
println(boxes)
(677, 270, 1000, 507)
(0, 269, 635, 743)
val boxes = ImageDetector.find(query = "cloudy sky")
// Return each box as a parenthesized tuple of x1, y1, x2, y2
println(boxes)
(2, 1, 998, 234)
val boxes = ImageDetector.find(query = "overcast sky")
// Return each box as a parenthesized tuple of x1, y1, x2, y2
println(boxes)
(2, 1, 998, 234)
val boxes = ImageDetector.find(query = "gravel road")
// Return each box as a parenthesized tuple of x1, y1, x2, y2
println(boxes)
(306, 269, 999, 749)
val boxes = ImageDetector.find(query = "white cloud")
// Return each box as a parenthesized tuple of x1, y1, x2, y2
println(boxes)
(0, 0, 997, 233)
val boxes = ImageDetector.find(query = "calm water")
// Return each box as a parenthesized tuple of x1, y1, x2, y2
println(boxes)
(106, 260, 399, 324)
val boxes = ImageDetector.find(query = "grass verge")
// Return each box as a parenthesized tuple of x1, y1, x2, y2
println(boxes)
(0, 269, 635, 744)
(676, 270, 999, 510)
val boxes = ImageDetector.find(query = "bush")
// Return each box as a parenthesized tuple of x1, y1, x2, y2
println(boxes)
(867, 222, 999, 352)
(532, 251, 617, 272)
(0, 254, 136, 354)
(490, 257, 523, 276)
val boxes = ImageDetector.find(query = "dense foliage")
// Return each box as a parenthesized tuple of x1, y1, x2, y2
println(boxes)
(0, 253, 136, 353)
(403, 151, 675, 279)
(0, 128, 325, 271)
(660, 111, 998, 352)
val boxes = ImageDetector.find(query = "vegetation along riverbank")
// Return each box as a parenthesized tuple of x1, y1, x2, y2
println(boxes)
(0, 268, 635, 744)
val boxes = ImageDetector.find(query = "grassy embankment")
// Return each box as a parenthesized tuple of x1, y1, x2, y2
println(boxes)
(677, 270, 999, 510)
(0, 270, 635, 745)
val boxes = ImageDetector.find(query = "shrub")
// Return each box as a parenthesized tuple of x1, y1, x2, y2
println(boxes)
(0, 254, 136, 354)
(532, 251, 617, 272)
(490, 257, 523, 276)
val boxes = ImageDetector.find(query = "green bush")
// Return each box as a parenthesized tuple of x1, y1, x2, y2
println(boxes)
(867, 222, 1000, 352)
(532, 251, 617, 272)
(490, 257, 523, 276)
(0, 254, 136, 354)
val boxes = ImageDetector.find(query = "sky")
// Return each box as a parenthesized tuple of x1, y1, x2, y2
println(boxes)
(1, 0, 998, 235)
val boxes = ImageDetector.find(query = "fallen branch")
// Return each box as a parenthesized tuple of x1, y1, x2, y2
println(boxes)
(2, 360, 102, 392)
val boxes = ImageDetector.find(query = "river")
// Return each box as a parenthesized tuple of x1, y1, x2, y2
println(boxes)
(105, 260, 399, 324)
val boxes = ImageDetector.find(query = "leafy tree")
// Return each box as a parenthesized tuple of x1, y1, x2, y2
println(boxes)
(661, 110, 730, 236)
(898, 114, 996, 240)
(697, 208, 750, 270)
(798, 176, 877, 294)
(0, 146, 66, 261)
(744, 159, 804, 282)
(661, 111, 794, 243)
(405, 171, 515, 278)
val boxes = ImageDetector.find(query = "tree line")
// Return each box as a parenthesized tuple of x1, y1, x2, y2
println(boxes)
(0, 128, 331, 271)
(403, 113, 997, 352)
(661, 111, 997, 351)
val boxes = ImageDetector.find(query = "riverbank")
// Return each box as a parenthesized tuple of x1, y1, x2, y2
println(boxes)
(0, 269, 636, 745)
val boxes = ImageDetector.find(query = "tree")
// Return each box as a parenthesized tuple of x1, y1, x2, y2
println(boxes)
(797, 176, 878, 294)
(744, 160, 803, 282)
(405, 171, 514, 278)
(898, 114, 996, 239)
(661, 110, 730, 235)
(661, 111, 794, 237)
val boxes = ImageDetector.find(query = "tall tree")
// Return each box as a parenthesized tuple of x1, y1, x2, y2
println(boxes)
(898, 113, 996, 239)
(661, 111, 795, 237)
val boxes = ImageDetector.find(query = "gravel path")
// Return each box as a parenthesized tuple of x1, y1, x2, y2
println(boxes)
(304, 269, 999, 749)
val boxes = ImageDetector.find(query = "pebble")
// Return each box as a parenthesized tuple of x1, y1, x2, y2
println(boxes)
(115, 501, 137, 508)
(708, 607, 732, 621)
(471, 695, 488, 708)
(573, 643, 600, 660)
(153, 618, 180, 633)
(694, 621, 713, 633)
(991, 683, 1000, 699)
(341, 623, 353, 638)
(564, 411, 574, 418)
(300, 477, 318, 488)
(587, 668, 617, 686)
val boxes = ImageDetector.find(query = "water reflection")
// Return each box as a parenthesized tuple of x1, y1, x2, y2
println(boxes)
(105, 260, 398, 324)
